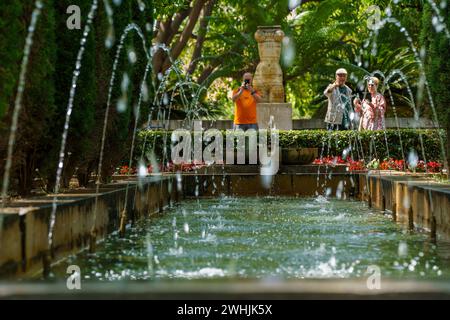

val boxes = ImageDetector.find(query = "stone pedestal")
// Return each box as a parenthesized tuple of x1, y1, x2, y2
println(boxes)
(257, 103, 292, 130)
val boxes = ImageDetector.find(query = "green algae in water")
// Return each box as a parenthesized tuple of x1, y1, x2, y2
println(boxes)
(54, 197, 450, 281)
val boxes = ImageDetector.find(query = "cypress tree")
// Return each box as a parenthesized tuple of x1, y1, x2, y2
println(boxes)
(420, 3, 450, 167)
(0, 0, 57, 195)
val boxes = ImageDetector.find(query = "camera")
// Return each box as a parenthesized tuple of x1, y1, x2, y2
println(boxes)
(244, 79, 250, 88)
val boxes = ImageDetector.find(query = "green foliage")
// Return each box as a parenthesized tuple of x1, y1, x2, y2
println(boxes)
(101, 0, 155, 176)
(0, 1, 23, 119)
(420, 2, 450, 165)
(43, 0, 98, 186)
(278, 129, 444, 162)
(136, 128, 445, 163)
(0, 0, 155, 194)
(2, 0, 57, 194)
(285, 0, 427, 118)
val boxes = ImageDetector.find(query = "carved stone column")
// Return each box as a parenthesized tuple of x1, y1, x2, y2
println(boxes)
(253, 26, 292, 130)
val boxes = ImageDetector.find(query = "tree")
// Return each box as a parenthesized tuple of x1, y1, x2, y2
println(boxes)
(421, 2, 450, 166)
(0, 1, 23, 119)
(0, 0, 57, 196)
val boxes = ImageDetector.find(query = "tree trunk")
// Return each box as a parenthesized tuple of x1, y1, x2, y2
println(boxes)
(152, 20, 172, 75)
(187, 0, 215, 75)
(161, 0, 207, 72)
(152, 8, 192, 75)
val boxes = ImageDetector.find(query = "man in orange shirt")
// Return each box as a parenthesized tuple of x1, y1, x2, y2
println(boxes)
(231, 72, 262, 130)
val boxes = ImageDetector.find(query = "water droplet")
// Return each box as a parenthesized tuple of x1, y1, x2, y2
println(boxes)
(117, 96, 127, 113)
(408, 149, 418, 169)
(398, 241, 408, 257)
(137, 0, 146, 11)
(105, 28, 115, 48)
(138, 162, 147, 177)
(420, 46, 426, 59)
(282, 37, 295, 67)
(141, 82, 149, 102)
(336, 181, 344, 199)
(349, 112, 355, 121)
(403, 195, 410, 209)
(385, 7, 392, 16)
(288, 0, 301, 10)
(128, 50, 137, 64)
(121, 73, 130, 92)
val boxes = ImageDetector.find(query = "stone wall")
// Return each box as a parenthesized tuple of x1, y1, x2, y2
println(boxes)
(359, 173, 450, 240)
(182, 173, 358, 198)
(0, 177, 177, 277)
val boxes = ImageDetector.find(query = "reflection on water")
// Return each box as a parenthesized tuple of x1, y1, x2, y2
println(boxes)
(52, 197, 450, 281)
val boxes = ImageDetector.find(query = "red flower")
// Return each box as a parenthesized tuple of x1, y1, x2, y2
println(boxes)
(427, 161, 442, 173)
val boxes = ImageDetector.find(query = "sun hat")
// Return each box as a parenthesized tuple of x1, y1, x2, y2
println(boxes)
(335, 68, 348, 75)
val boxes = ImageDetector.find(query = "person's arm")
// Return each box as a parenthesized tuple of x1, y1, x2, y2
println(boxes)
(364, 97, 375, 110)
(232, 87, 244, 102)
(376, 95, 386, 114)
(364, 100, 375, 119)
(353, 98, 362, 113)
(251, 89, 262, 103)
(324, 83, 337, 97)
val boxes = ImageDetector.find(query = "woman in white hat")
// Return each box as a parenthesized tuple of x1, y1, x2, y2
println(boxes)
(354, 77, 386, 130)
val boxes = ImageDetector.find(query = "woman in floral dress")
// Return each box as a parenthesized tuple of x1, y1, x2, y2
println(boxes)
(353, 77, 386, 130)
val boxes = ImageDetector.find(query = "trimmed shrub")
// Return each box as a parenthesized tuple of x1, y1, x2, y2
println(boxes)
(135, 129, 446, 163)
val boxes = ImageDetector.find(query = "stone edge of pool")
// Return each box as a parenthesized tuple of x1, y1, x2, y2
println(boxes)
(0, 279, 450, 299)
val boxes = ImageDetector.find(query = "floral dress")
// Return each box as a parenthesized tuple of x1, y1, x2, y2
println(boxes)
(356, 93, 386, 130)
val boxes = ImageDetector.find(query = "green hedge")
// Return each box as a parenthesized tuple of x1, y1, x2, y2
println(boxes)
(277, 129, 445, 162)
(135, 129, 446, 163)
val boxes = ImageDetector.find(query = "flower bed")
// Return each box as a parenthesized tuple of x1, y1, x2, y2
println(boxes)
(312, 156, 443, 173)
(114, 162, 206, 176)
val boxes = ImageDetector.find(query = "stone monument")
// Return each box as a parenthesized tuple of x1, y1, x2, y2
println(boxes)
(253, 26, 292, 130)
